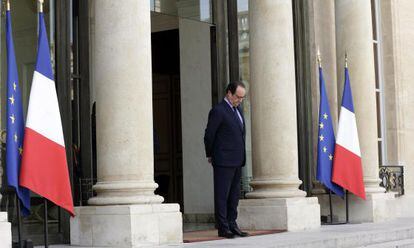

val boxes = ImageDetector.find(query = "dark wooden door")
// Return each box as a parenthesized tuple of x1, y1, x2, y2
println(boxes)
(152, 74, 183, 209)
(151, 29, 183, 210)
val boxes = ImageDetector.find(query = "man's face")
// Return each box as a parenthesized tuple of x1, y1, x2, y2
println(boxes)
(227, 86, 246, 107)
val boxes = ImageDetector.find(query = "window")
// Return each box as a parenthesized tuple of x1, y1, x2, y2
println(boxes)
(371, 0, 387, 165)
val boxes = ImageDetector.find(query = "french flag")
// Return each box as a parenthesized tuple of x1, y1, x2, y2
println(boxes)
(19, 11, 74, 216)
(332, 67, 366, 200)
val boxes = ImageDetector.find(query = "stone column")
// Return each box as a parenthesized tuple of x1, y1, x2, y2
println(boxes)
(88, 0, 161, 207)
(238, 0, 320, 231)
(70, 1, 182, 246)
(335, 0, 394, 223)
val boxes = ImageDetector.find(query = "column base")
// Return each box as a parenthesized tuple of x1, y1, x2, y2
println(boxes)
(70, 204, 182, 247)
(348, 193, 396, 223)
(237, 197, 320, 231)
(387, 194, 414, 218)
(0, 212, 11, 247)
(318, 192, 396, 223)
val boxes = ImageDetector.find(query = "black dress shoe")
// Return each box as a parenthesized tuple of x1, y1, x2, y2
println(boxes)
(218, 229, 235, 239)
(230, 227, 249, 237)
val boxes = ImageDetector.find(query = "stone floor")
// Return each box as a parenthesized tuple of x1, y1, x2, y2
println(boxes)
(34, 218, 414, 248)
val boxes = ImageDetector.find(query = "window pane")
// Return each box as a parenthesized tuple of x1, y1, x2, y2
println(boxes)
(376, 92, 382, 138)
(378, 141, 383, 165)
(373, 43, 379, 89)
(150, 0, 213, 23)
(371, 0, 377, 40)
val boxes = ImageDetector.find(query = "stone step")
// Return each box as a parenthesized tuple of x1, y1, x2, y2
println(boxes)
(32, 218, 414, 248)
(161, 218, 414, 247)
(359, 238, 414, 248)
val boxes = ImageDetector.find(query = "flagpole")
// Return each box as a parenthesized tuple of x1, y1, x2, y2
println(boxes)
(317, 48, 322, 68)
(44, 198, 49, 248)
(15, 196, 23, 248)
(36, 2, 50, 247)
(38, 0, 44, 13)
(317, 49, 336, 224)
(344, 53, 350, 224)
(6, 1, 29, 246)
(345, 190, 349, 223)
(345, 52, 348, 68)
(328, 190, 333, 223)
(38, 0, 43, 37)
(318, 49, 337, 224)
(7, 3, 23, 247)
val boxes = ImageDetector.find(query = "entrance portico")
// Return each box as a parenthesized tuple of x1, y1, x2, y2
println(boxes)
(1, 0, 410, 247)
(70, 1, 182, 246)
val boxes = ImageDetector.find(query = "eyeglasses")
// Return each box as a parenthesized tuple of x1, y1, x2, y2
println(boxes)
(234, 94, 245, 100)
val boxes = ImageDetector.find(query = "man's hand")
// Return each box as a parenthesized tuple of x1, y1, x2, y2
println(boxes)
(207, 157, 212, 164)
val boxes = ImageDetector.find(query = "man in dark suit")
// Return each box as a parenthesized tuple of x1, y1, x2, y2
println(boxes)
(204, 81, 248, 239)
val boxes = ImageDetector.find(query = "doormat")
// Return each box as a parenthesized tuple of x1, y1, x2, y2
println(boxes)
(183, 229, 286, 243)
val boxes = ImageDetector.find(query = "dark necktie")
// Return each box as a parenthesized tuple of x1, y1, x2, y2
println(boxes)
(233, 107, 243, 127)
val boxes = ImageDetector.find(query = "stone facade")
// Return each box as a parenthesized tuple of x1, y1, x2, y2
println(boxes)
(1, 0, 414, 247)
(384, 0, 414, 217)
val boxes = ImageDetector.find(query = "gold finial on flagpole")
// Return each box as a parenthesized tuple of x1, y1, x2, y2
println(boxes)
(6, 0, 10, 11)
(317, 47, 322, 68)
(345, 52, 348, 68)
(38, 0, 44, 13)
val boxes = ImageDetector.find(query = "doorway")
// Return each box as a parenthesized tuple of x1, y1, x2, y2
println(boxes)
(151, 29, 184, 209)
(150, 12, 217, 221)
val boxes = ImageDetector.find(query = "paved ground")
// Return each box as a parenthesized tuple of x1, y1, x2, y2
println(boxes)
(36, 218, 414, 248)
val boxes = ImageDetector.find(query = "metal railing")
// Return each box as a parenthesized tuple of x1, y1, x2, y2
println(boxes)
(75, 178, 96, 206)
(240, 176, 252, 198)
(379, 165, 404, 196)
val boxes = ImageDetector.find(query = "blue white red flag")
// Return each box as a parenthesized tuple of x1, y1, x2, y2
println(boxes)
(20, 11, 74, 216)
(332, 67, 366, 200)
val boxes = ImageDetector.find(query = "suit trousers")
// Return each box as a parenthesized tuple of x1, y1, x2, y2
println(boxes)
(213, 166, 242, 231)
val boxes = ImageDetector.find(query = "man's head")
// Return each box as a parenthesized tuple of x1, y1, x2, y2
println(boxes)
(225, 81, 246, 107)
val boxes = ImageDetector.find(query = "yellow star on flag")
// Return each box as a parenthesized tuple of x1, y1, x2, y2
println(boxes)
(323, 146, 327, 153)
(319, 122, 324, 129)
(329, 154, 333, 160)
(14, 133, 18, 142)
(319, 135, 324, 141)
(13, 82, 17, 91)
(19, 147, 23, 155)
(10, 114, 15, 124)
(9, 95, 15, 105)
(323, 113, 328, 120)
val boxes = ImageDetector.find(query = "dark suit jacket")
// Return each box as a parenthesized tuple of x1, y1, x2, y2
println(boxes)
(204, 100, 246, 167)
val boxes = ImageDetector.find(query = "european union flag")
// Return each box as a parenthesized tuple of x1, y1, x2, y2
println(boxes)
(316, 66, 344, 197)
(6, 8, 31, 215)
